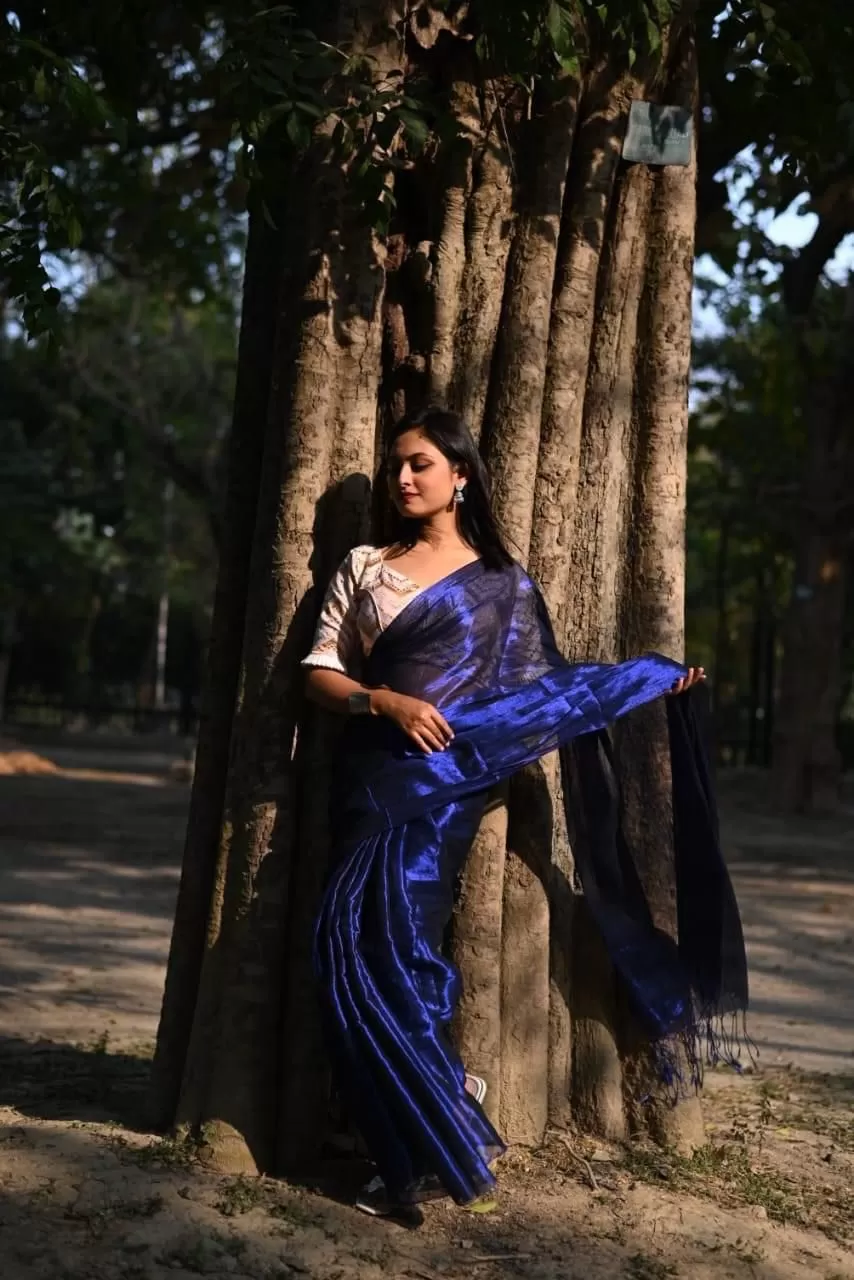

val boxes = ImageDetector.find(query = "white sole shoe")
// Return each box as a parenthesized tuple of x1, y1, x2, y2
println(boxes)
(355, 1174, 435, 1219)
(464, 1073, 488, 1104)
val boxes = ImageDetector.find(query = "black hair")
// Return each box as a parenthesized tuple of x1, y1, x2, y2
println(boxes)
(382, 405, 514, 571)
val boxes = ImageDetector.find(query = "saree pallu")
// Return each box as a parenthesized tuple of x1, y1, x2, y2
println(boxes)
(313, 560, 748, 1206)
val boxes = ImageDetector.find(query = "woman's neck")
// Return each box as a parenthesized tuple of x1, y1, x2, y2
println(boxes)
(417, 518, 470, 553)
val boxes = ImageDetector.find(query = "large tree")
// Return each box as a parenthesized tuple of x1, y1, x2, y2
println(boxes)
(149, 0, 706, 1174)
(148, 0, 854, 1176)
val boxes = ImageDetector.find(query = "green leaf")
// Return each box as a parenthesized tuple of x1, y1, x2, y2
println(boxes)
(285, 112, 311, 148)
(546, 1, 577, 65)
(67, 215, 83, 250)
(396, 107, 429, 150)
(646, 16, 662, 54)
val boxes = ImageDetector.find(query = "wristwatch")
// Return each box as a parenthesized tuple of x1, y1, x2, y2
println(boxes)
(348, 691, 372, 715)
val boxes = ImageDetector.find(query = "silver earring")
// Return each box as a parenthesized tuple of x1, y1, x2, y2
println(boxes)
(454, 483, 465, 506)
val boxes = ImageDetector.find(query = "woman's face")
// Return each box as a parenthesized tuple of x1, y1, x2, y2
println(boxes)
(387, 429, 464, 519)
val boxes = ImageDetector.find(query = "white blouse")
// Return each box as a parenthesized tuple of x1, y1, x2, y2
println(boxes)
(301, 545, 428, 677)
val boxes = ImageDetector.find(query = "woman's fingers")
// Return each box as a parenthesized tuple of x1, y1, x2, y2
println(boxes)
(429, 710, 454, 745)
(412, 724, 448, 753)
(410, 711, 455, 753)
(669, 666, 707, 695)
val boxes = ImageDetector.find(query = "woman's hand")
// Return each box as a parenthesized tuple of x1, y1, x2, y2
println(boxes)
(371, 689, 454, 754)
(669, 666, 706, 696)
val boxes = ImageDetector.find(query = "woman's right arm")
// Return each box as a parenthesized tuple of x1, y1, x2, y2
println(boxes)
(302, 548, 453, 753)
(304, 668, 453, 754)
(304, 667, 380, 715)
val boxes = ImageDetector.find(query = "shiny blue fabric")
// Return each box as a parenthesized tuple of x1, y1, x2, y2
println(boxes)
(313, 559, 746, 1206)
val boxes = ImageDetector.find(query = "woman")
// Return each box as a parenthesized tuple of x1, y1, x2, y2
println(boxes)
(302, 406, 747, 1220)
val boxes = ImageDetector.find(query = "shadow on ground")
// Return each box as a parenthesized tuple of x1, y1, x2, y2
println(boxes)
(0, 1035, 153, 1130)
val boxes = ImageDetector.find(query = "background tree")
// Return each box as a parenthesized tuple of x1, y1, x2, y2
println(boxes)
(696, 3, 854, 811)
(688, 281, 807, 766)
(1, 1, 243, 331)
(0, 285, 233, 721)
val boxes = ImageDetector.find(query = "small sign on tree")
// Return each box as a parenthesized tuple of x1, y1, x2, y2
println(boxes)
(622, 102, 693, 166)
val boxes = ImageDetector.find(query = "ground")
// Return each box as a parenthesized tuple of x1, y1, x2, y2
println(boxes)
(1, 732, 853, 1280)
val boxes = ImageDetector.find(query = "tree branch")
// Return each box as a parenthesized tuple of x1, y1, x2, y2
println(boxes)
(20, 107, 226, 159)
(782, 177, 854, 317)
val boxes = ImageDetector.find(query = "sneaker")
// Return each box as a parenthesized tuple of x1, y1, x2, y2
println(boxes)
(464, 1073, 488, 1104)
(355, 1175, 393, 1217)
(355, 1173, 440, 1218)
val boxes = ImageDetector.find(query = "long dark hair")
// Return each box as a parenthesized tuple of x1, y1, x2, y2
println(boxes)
(382, 405, 514, 571)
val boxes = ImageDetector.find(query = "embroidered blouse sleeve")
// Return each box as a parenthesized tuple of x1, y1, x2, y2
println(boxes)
(301, 549, 364, 675)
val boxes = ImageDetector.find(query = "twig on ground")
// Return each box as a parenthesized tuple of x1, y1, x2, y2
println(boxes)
(557, 1134, 600, 1191)
(471, 1253, 535, 1263)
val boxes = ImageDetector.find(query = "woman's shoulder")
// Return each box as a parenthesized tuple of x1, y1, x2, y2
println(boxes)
(334, 543, 384, 583)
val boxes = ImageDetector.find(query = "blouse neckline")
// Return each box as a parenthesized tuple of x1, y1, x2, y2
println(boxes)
(377, 547, 482, 595)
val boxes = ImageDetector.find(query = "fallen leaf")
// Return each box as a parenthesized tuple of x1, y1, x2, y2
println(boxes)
(464, 1199, 498, 1214)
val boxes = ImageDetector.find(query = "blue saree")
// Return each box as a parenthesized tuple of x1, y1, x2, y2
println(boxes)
(313, 559, 747, 1206)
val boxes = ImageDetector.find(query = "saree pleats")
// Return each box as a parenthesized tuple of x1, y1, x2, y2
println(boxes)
(316, 796, 502, 1204)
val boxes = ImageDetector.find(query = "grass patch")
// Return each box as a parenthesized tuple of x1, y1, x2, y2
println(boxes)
(107, 1126, 200, 1170)
(624, 1140, 805, 1227)
(618, 1067, 854, 1245)
(266, 1197, 320, 1229)
(214, 1174, 267, 1217)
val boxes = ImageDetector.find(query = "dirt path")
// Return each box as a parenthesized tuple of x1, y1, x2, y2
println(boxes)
(1, 739, 852, 1280)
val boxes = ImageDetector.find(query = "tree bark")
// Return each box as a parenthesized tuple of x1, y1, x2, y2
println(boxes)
(561, 132, 654, 1142)
(154, 3, 704, 1173)
(148, 206, 284, 1130)
(155, 7, 402, 1172)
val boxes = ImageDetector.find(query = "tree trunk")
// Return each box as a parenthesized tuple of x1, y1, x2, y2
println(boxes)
(148, 205, 285, 1129)
(152, 4, 703, 1173)
(772, 283, 854, 812)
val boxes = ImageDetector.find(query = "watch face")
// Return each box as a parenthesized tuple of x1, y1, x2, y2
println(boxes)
(349, 692, 371, 715)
